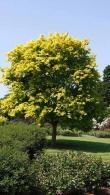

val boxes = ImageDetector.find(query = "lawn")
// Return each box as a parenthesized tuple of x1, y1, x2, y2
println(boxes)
(46, 135, 110, 162)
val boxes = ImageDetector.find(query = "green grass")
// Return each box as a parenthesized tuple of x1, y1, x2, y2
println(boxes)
(46, 135, 110, 162)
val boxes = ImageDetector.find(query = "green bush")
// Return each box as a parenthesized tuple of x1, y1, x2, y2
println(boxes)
(0, 122, 47, 158)
(45, 127, 82, 137)
(62, 129, 75, 136)
(0, 122, 48, 194)
(87, 130, 110, 138)
(0, 147, 36, 194)
(34, 152, 110, 194)
(44, 127, 52, 135)
(0, 145, 110, 194)
(62, 129, 82, 136)
(46, 126, 63, 136)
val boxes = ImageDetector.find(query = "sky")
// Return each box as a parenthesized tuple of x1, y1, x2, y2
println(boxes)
(0, 0, 110, 98)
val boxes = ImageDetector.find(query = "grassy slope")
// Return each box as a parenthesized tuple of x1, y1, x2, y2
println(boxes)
(46, 135, 110, 162)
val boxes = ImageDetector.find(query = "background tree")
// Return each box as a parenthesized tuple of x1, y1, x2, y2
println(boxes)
(102, 65, 110, 107)
(1, 33, 99, 144)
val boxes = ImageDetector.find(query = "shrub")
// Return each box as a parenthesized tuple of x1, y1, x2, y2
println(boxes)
(62, 129, 82, 136)
(0, 146, 110, 194)
(62, 129, 74, 136)
(47, 127, 82, 137)
(0, 122, 47, 158)
(34, 152, 110, 194)
(0, 147, 36, 194)
(44, 127, 52, 135)
(46, 126, 63, 136)
(87, 130, 110, 138)
(0, 122, 48, 194)
(99, 117, 110, 130)
(92, 117, 110, 131)
(56, 127, 64, 135)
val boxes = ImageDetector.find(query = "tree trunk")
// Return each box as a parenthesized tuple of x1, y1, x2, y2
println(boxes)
(52, 122, 57, 145)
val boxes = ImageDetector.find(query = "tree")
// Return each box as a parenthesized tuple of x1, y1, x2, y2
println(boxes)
(103, 65, 110, 106)
(1, 33, 99, 144)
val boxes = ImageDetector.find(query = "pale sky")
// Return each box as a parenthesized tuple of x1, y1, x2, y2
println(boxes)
(0, 0, 110, 98)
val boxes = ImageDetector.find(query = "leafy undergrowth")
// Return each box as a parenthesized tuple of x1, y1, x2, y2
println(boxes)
(34, 152, 110, 195)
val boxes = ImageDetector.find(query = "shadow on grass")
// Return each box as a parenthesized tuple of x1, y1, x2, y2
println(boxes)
(47, 139, 110, 153)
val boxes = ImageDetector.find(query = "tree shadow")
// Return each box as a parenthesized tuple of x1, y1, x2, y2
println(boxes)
(47, 138, 110, 153)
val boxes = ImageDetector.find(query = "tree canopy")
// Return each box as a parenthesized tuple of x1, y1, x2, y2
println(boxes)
(1, 33, 99, 143)
(103, 65, 110, 107)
